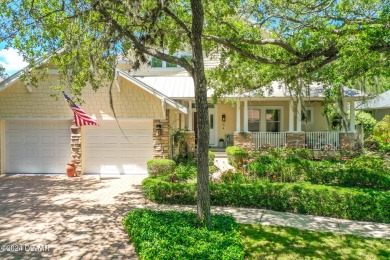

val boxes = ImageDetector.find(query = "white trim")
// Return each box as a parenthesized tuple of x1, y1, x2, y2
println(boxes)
(213, 104, 218, 147)
(289, 101, 294, 132)
(236, 100, 241, 132)
(350, 101, 356, 132)
(244, 100, 248, 132)
(297, 100, 302, 132)
(117, 70, 188, 114)
(0, 117, 73, 120)
(81, 126, 85, 175)
(188, 101, 193, 131)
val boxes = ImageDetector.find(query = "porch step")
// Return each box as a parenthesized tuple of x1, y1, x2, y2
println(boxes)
(213, 152, 227, 158)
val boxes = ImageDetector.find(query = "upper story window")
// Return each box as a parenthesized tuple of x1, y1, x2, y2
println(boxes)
(150, 55, 191, 68)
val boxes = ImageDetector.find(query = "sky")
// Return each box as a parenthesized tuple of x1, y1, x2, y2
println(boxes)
(0, 42, 28, 77)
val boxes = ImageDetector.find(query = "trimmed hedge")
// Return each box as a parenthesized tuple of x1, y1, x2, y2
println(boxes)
(142, 177, 390, 223)
(146, 159, 176, 176)
(123, 209, 245, 260)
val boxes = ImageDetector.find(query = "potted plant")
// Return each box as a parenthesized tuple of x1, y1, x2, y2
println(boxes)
(219, 138, 225, 148)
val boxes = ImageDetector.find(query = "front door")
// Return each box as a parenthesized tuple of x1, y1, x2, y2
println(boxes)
(193, 108, 216, 146)
(209, 108, 216, 145)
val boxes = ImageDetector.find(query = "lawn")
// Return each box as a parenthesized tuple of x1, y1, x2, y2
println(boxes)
(240, 224, 390, 260)
(124, 209, 390, 260)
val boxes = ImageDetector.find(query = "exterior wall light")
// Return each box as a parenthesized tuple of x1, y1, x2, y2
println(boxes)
(156, 124, 162, 136)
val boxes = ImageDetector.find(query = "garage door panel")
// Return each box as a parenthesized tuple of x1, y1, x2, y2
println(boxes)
(5, 121, 71, 174)
(84, 120, 152, 175)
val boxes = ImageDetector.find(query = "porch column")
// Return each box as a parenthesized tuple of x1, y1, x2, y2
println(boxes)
(236, 100, 241, 132)
(350, 100, 356, 132)
(296, 99, 302, 132)
(244, 100, 248, 132)
(289, 100, 294, 132)
(188, 101, 193, 131)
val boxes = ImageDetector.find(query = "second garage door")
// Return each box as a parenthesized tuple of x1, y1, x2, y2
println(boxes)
(84, 120, 153, 175)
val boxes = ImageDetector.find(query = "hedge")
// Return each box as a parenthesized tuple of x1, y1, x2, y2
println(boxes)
(146, 159, 176, 176)
(123, 209, 245, 260)
(142, 177, 390, 223)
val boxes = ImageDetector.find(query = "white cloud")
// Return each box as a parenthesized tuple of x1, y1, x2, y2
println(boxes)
(0, 48, 29, 75)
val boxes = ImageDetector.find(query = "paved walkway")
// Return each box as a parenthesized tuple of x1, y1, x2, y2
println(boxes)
(135, 204, 390, 240)
(0, 175, 389, 260)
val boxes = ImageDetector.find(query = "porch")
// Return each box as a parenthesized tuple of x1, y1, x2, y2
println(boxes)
(234, 131, 361, 151)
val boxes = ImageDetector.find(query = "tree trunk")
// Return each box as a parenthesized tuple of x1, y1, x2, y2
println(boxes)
(190, 0, 211, 228)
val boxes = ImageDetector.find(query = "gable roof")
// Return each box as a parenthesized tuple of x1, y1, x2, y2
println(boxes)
(136, 76, 366, 99)
(358, 90, 390, 110)
(117, 70, 187, 114)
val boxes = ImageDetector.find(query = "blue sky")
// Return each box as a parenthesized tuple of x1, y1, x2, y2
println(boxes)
(0, 42, 28, 77)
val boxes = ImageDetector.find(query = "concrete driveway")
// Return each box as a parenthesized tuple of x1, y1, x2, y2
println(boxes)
(0, 175, 149, 259)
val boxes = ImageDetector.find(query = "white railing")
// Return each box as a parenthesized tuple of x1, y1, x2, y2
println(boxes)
(252, 132, 287, 149)
(305, 132, 340, 150)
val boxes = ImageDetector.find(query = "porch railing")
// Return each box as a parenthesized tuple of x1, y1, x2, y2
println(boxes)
(252, 132, 287, 149)
(251, 132, 340, 150)
(305, 132, 340, 150)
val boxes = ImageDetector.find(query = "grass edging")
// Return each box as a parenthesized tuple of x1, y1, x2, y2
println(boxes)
(142, 177, 390, 223)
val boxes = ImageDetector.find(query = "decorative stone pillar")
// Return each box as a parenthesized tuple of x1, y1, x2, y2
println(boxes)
(286, 132, 306, 147)
(340, 132, 361, 150)
(183, 131, 196, 155)
(70, 124, 82, 176)
(234, 132, 254, 150)
(153, 119, 170, 159)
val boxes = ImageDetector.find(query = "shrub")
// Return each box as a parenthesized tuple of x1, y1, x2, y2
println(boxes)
(221, 169, 246, 184)
(226, 146, 248, 167)
(142, 177, 390, 222)
(355, 111, 377, 139)
(208, 150, 215, 166)
(123, 209, 245, 260)
(174, 164, 197, 181)
(305, 156, 390, 190)
(146, 159, 176, 177)
(373, 115, 390, 143)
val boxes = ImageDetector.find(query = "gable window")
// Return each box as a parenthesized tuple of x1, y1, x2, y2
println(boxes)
(301, 108, 313, 124)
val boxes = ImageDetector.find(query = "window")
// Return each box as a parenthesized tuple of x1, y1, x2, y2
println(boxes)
(301, 108, 313, 124)
(151, 57, 163, 68)
(248, 109, 260, 132)
(266, 109, 281, 132)
(150, 54, 191, 68)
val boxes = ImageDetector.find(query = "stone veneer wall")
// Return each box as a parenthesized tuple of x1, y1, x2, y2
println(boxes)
(339, 132, 361, 150)
(286, 133, 306, 147)
(70, 125, 82, 176)
(234, 132, 255, 150)
(153, 119, 170, 159)
(172, 131, 196, 159)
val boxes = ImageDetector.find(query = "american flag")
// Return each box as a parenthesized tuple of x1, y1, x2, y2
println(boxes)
(63, 91, 99, 127)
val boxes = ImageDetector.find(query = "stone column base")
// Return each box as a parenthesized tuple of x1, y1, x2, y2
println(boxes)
(234, 132, 255, 150)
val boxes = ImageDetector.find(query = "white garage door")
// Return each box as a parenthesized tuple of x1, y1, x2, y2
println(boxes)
(5, 121, 71, 174)
(84, 120, 153, 175)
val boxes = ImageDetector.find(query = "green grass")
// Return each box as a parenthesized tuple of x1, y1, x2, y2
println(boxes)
(240, 224, 390, 259)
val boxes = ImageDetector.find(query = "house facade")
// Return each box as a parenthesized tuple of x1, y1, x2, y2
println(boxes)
(358, 90, 390, 121)
(0, 57, 363, 176)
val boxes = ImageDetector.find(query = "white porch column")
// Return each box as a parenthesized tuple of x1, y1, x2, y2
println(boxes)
(236, 100, 241, 132)
(289, 100, 294, 132)
(350, 100, 356, 132)
(188, 101, 193, 131)
(244, 100, 248, 132)
(296, 100, 302, 132)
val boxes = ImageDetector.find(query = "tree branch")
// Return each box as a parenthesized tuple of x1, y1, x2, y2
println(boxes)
(95, 4, 193, 73)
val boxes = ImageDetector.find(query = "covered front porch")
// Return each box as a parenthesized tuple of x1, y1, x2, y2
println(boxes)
(234, 99, 360, 150)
